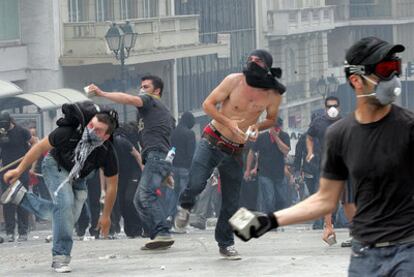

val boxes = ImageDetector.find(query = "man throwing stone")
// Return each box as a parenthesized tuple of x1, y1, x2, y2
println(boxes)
(1, 108, 119, 273)
(89, 75, 176, 250)
(174, 49, 286, 260)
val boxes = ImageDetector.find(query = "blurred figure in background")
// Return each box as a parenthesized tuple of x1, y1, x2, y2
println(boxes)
(165, 112, 196, 229)
(0, 112, 35, 242)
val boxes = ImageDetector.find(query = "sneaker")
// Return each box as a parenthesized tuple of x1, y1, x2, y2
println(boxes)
(341, 238, 352, 248)
(219, 245, 242, 260)
(142, 234, 174, 250)
(17, 234, 28, 242)
(0, 180, 26, 205)
(174, 206, 190, 231)
(170, 227, 186, 234)
(52, 263, 72, 273)
(52, 256, 71, 273)
(6, 234, 15, 242)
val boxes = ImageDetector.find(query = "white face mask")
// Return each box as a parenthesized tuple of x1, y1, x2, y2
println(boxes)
(327, 107, 339, 118)
(139, 88, 147, 95)
(357, 75, 402, 106)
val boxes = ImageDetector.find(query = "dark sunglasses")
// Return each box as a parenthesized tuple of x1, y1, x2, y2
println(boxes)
(326, 104, 339, 108)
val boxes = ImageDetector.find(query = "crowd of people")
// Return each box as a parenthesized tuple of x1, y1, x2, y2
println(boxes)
(0, 37, 413, 276)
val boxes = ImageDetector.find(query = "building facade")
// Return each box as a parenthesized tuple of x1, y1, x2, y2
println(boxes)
(0, 0, 227, 135)
(257, 0, 414, 130)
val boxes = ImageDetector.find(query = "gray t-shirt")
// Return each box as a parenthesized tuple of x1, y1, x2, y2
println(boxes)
(136, 94, 175, 161)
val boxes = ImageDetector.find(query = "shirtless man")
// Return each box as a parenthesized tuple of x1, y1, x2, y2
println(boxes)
(174, 49, 285, 260)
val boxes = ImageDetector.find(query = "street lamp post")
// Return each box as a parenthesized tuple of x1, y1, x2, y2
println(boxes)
(105, 22, 138, 122)
(316, 74, 339, 99)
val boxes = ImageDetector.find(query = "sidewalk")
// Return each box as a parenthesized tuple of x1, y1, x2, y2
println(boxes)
(0, 225, 351, 276)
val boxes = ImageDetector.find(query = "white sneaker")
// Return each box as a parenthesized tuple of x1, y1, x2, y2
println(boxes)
(174, 206, 190, 231)
(52, 255, 72, 273)
(53, 264, 72, 273)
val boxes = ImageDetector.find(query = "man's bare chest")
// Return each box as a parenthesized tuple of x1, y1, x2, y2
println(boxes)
(227, 87, 270, 113)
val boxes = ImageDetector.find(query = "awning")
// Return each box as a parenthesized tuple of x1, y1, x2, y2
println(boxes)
(0, 80, 23, 98)
(50, 88, 91, 103)
(0, 88, 90, 111)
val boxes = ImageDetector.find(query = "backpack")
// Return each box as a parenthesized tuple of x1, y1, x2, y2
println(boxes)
(56, 101, 119, 133)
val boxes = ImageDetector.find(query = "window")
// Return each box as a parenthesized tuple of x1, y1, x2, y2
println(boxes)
(68, 0, 81, 22)
(138, 0, 158, 18)
(0, 0, 19, 41)
(96, 0, 112, 22)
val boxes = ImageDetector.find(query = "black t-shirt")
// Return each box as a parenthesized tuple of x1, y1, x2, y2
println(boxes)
(307, 114, 340, 155)
(171, 124, 196, 169)
(49, 126, 118, 178)
(252, 130, 290, 180)
(136, 94, 175, 160)
(113, 135, 140, 178)
(0, 124, 31, 165)
(321, 105, 414, 244)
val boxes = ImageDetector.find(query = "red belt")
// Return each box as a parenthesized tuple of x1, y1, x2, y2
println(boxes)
(203, 124, 244, 155)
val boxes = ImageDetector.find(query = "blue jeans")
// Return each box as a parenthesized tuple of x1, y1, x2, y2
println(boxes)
(20, 154, 87, 257)
(163, 167, 189, 219)
(257, 176, 287, 213)
(349, 240, 414, 276)
(134, 150, 172, 239)
(179, 138, 243, 248)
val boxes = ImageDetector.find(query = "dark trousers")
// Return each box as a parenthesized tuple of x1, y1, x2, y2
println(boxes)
(1, 176, 29, 235)
(118, 176, 142, 237)
(75, 172, 101, 237)
(349, 240, 414, 276)
(239, 178, 258, 211)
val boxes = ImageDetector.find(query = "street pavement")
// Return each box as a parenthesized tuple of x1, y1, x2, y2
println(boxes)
(0, 225, 351, 276)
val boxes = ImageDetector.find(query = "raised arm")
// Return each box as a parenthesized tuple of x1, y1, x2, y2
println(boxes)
(88, 84, 144, 107)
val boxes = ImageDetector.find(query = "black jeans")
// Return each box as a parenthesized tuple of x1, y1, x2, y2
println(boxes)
(118, 175, 142, 237)
(75, 171, 101, 237)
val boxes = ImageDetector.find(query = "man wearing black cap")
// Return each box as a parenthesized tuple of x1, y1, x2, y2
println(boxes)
(174, 49, 285, 259)
(231, 37, 414, 275)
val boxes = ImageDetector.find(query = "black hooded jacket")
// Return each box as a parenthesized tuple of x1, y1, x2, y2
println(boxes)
(170, 112, 196, 169)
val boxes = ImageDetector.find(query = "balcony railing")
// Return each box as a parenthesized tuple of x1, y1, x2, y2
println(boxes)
(266, 6, 335, 36)
(62, 15, 201, 58)
(331, 1, 414, 22)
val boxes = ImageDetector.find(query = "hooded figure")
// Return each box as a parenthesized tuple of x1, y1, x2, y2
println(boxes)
(179, 111, 195, 129)
(170, 112, 196, 170)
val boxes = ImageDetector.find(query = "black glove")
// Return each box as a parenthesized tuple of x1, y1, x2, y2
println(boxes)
(234, 212, 279, 242)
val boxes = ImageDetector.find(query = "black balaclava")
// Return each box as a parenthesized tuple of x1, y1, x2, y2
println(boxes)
(243, 49, 286, 94)
(179, 111, 195, 129)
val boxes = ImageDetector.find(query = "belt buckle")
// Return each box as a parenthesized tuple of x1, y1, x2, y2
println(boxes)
(374, 241, 391, 248)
